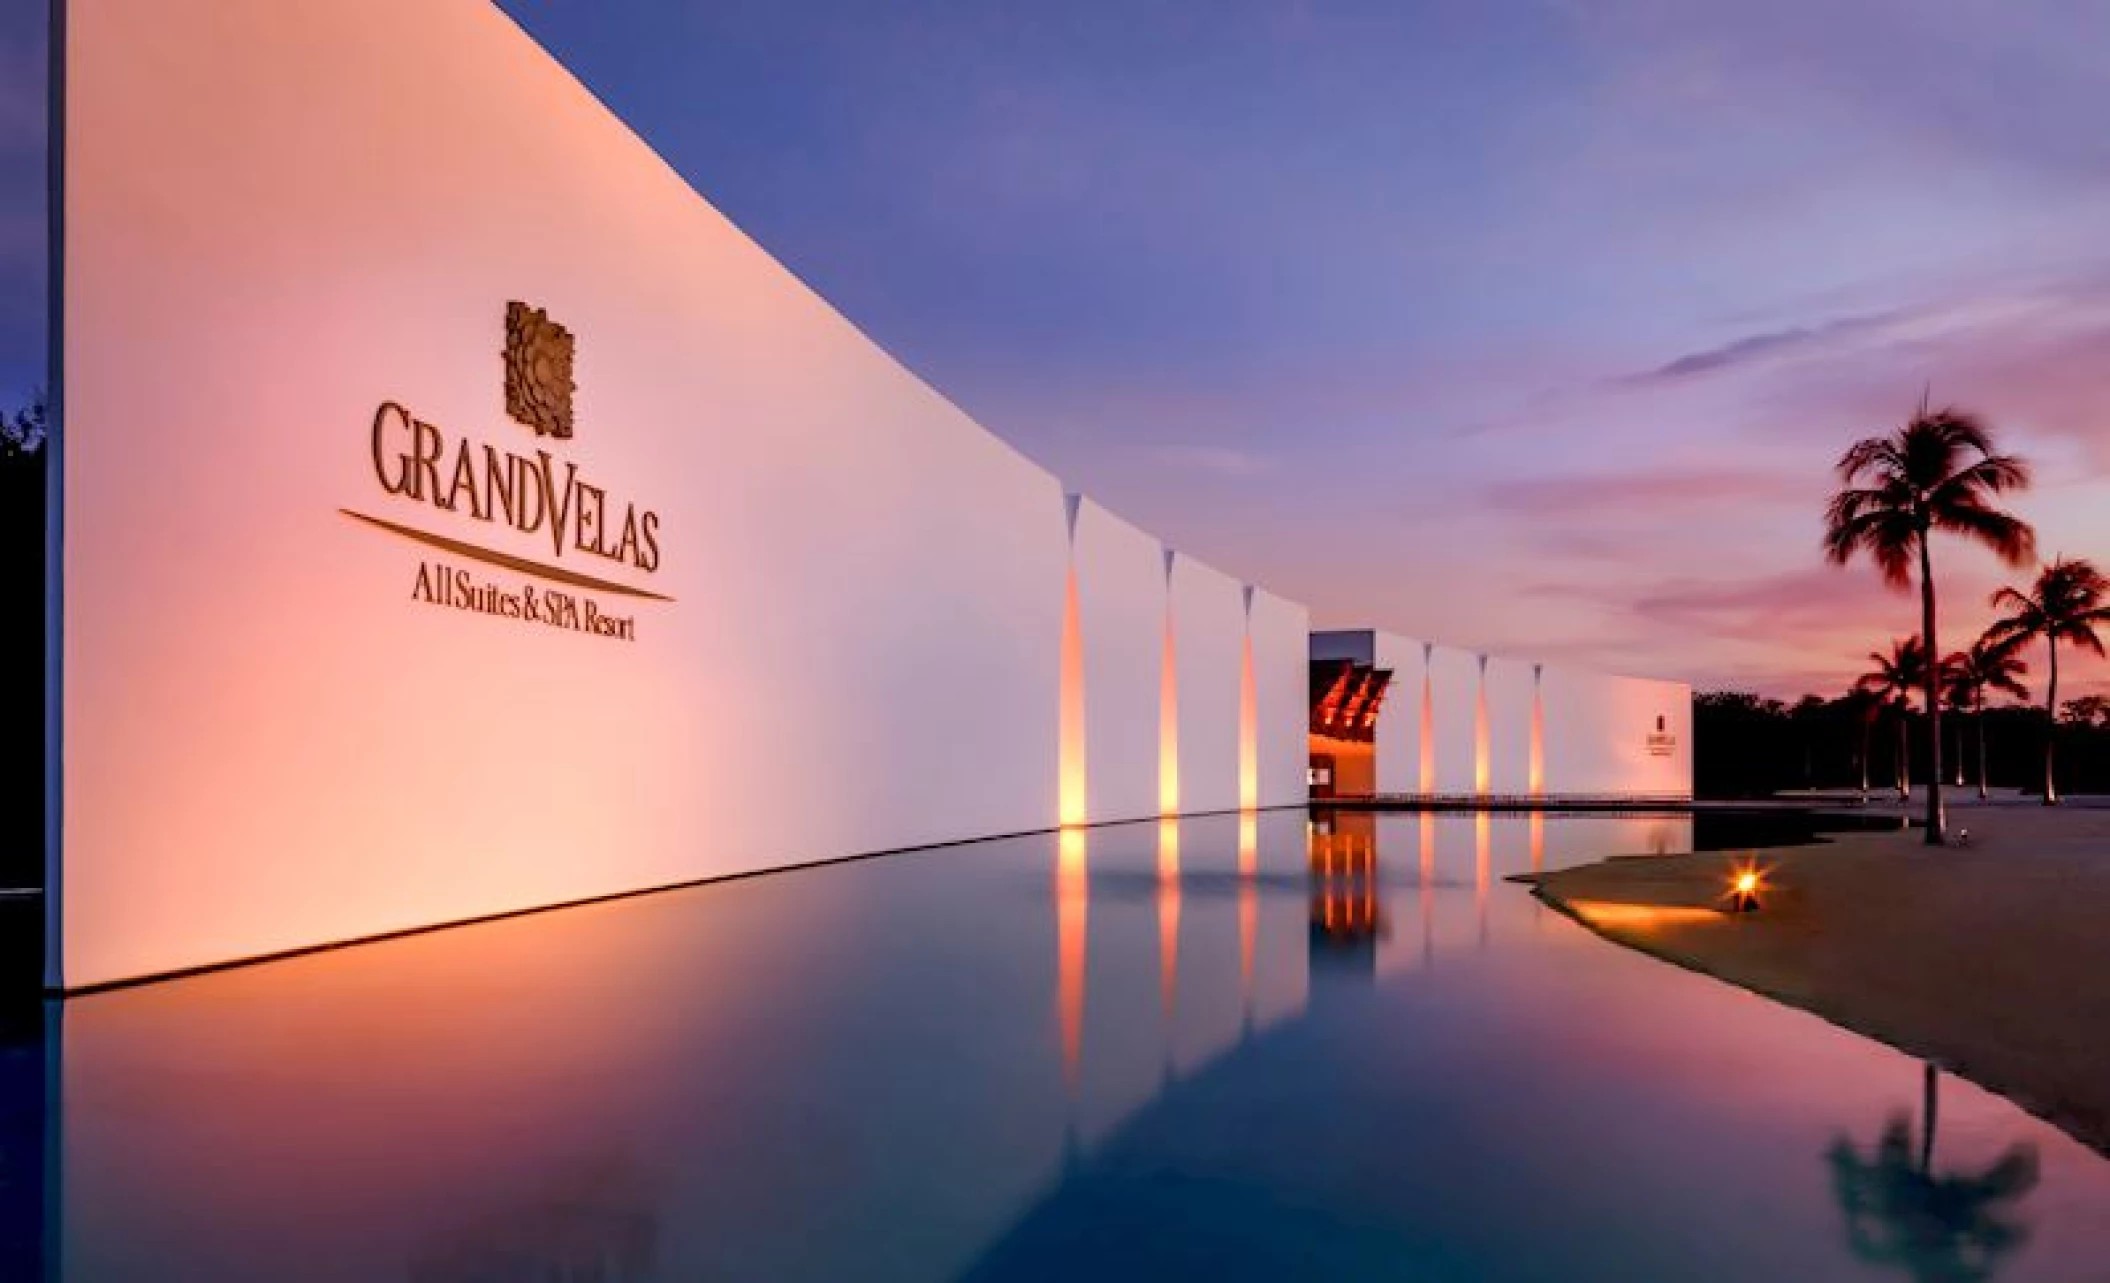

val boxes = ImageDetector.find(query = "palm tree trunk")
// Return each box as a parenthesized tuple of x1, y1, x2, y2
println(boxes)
(1858, 719, 1871, 800)
(1976, 691, 1990, 800)
(1920, 1061, 1939, 1175)
(2045, 640, 2061, 805)
(1896, 713, 1910, 801)
(1918, 539, 1946, 844)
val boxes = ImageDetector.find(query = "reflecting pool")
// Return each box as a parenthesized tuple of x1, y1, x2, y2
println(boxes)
(5, 810, 2109, 1280)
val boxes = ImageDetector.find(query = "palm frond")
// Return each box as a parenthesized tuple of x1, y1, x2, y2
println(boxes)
(1933, 503, 2036, 566)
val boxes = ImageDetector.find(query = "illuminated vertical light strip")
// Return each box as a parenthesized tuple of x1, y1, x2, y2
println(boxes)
(1529, 662, 1545, 797)
(1419, 643, 1436, 795)
(1157, 815, 1181, 1023)
(1474, 653, 1491, 796)
(1238, 586, 1258, 811)
(1056, 826, 1089, 1094)
(1238, 809, 1258, 1021)
(1058, 496, 1088, 826)
(1158, 548, 1179, 816)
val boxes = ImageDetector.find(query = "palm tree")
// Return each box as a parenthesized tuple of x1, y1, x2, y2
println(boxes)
(1856, 638, 1929, 802)
(1824, 406, 2034, 844)
(1984, 556, 2110, 804)
(1943, 636, 2028, 801)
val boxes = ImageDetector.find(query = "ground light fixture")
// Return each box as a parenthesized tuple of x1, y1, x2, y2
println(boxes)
(1727, 864, 1764, 914)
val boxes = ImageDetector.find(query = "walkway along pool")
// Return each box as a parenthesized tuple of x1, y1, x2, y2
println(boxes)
(4, 810, 2107, 1280)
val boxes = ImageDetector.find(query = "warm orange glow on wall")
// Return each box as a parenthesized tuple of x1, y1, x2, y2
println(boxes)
(1159, 556, 1180, 816)
(1419, 648, 1436, 794)
(1474, 655, 1491, 795)
(1156, 817, 1181, 1015)
(1528, 664, 1546, 796)
(1058, 566, 1088, 827)
(1056, 826, 1089, 1093)
(1238, 627, 1259, 811)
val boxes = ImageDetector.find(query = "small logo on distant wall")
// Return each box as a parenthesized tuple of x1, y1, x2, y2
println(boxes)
(1646, 714, 1677, 757)
(504, 301, 577, 439)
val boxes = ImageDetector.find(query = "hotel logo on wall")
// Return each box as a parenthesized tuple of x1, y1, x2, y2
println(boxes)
(342, 302, 669, 641)
(1646, 714, 1677, 757)
(504, 302, 576, 439)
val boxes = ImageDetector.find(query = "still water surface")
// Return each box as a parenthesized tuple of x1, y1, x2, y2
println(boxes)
(7, 810, 2110, 1280)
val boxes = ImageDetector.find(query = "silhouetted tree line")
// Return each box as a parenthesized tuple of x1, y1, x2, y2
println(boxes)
(2, 397, 44, 892)
(1694, 688, 2110, 800)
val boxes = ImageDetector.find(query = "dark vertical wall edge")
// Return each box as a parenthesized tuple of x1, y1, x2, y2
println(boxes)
(43, 0, 66, 995)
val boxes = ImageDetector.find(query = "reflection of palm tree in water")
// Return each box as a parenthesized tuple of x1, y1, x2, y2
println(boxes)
(1828, 1063, 2040, 1282)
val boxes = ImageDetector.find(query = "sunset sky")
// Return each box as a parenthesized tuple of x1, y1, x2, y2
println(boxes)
(4, 1, 2108, 698)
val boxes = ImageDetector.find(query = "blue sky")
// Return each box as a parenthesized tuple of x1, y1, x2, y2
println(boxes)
(6, 1, 2110, 695)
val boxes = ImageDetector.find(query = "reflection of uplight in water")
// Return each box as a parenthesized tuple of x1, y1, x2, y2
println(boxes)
(1157, 817, 1180, 1018)
(1419, 811, 1435, 966)
(1056, 827, 1089, 1095)
(1475, 810, 1491, 947)
(1568, 900, 1724, 930)
(1238, 811, 1257, 1013)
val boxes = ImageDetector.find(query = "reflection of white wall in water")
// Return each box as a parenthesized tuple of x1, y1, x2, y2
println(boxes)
(53, 0, 1311, 988)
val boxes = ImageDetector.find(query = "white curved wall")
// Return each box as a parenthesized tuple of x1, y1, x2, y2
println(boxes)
(1312, 630, 1692, 801)
(52, 0, 1307, 989)
(1248, 588, 1310, 809)
(1485, 656, 1537, 795)
(1170, 555, 1246, 815)
(1073, 499, 1164, 825)
(1541, 666, 1693, 799)
(1429, 647, 1483, 795)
